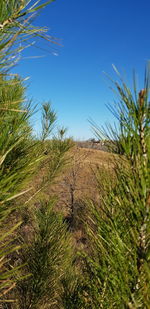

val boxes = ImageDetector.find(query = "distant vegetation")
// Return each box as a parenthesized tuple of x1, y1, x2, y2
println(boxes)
(0, 1, 150, 308)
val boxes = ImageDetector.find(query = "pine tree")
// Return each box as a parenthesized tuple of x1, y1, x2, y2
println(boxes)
(86, 68, 150, 308)
(64, 67, 150, 308)
(0, 1, 74, 306)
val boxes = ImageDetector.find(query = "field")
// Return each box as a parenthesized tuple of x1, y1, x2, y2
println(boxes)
(38, 145, 115, 211)
(1, 2, 149, 306)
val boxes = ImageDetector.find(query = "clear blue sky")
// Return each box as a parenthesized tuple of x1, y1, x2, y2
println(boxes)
(14, 0, 150, 140)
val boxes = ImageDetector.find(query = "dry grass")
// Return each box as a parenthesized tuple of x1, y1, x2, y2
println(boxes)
(21, 145, 116, 217)
(16, 145, 116, 247)
(46, 146, 116, 215)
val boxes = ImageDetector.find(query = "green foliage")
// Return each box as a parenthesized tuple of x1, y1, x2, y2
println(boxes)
(92, 68, 149, 308)
(0, 75, 37, 303)
(0, 74, 73, 306)
(41, 103, 57, 141)
(0, 1, 68, 306)
(0, 76, 39, 203)
(67, 67, 150, 308)
(15, 200, 73, 309)
(0, 0, 56, 70)
(1, 1, 149, 309)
